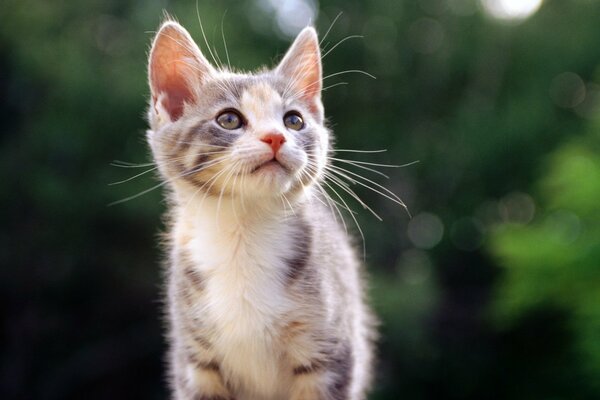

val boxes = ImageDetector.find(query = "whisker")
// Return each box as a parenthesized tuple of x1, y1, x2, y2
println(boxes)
(332, 149, 387, 154)
(307, 186, 329, 209)
(220, 10, 231, 69)
(109, 154, 230, 206)
(111, 160, 156, 168)
(322, 82, 348, 92)
(322, 35, 363, 59)
(182, 157, 239, 212)
(321, 170, 383, 221)
(322, 175, 366, 259)
(281, 192, 296, 217)
(288, 67, 377, 102)
(319, 11, 343, 47)
(230, 161, 242, 221)
(332, 157, 419, 169)
(108, 181, 167, 206)
(323, 69, 376, 81)
(216, 161, 240, 225)
(327, 165, 409, 215)
(307, 159, 382, 221)
(109, 165, 160, 185)
(328, 164, 403, 201)
(319, 180, 349, 234)
(195, 1, 220, 68)
(304, 163, 358, 216)
(331, 158, 390, 179)
(110, 151, 209, 169)
(197, 160, 235, 209)
(212, 43, 224, 69)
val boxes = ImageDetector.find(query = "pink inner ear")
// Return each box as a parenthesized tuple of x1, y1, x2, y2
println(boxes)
(149, 23, 206, 122)
(300, 62, 321, 101)
(277, 28, 322, 114)
(152, 70, 193, 121)
(289, 48, 321, 104)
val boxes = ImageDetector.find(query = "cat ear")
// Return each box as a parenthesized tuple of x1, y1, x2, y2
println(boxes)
(148, 21, 215, 123)
(276, 27, 323, 117)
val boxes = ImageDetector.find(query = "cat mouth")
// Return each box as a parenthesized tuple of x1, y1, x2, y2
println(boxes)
(251, 158, 290, 174)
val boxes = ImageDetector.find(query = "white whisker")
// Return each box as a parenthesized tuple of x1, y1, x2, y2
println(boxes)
(333, 149, 387, 153)
(220, 10, 231, 69)
(322, 81, 348, 92)
(323, 69, 376, 81)
(319, 11, 343, 47)
(322, 35, 363, 59)
(196, 1, 221, 68)
(109, 154, 230, 206)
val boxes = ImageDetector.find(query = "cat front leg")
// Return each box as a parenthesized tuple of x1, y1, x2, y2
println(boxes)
(172, 352, 234, 400)
(289, 345, 354, 400)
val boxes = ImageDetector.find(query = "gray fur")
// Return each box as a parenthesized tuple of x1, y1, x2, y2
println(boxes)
(146, 21, 376, 400)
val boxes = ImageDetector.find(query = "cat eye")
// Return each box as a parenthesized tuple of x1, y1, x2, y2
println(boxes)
(283, 111, 304, 131)
(216, 110, 244, 130)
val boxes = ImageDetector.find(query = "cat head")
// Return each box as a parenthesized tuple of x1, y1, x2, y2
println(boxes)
(146, 21, 329, 203)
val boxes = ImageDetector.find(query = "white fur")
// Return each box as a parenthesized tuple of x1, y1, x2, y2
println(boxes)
(174, 191, 303, 398)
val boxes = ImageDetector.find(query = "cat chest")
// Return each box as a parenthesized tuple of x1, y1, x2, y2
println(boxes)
(184, 222, 297, 320)
(202, 257, 290, 333)
(184, 230, 295, 393)
(186, 229, 294, 328)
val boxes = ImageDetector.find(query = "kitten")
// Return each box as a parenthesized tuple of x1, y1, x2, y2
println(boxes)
(146, 19, 375, 400)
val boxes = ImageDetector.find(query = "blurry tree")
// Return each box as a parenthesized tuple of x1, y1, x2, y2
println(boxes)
(489, 119, 600, 390)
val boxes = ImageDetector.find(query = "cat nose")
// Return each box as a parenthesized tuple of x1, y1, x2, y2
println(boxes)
(260, 132, 286, 154)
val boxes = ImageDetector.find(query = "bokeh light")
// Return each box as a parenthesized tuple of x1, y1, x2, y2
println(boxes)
(550, 72, 586, 109)
(407, 212, 444, 249)
(544, 210, 582, 244)
(575, 83, 600, 120)
(408, 17, 444, 54)
(499, 192, 536, 225)
(480, 0, 544, 21)
(257, 0, 318, 37)
(397, 249, 433, 285)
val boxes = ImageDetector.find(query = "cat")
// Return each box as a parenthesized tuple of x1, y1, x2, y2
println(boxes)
(146, 19, 376, 400)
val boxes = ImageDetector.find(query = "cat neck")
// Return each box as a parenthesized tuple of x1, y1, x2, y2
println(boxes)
(171, 186, 310, 274)
(173, 184, 310, 232)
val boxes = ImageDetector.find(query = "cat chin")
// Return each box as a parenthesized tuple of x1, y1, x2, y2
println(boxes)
(245, 169, 295, 197)
(209, 170, 294, 201)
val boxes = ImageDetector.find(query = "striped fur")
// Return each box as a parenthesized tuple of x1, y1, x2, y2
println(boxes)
(146, 20, 375, 400)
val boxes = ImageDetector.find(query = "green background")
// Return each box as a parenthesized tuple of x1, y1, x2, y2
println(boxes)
(1, 0, 599, 398)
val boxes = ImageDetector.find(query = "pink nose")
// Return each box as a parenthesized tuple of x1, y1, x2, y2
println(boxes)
(260, 133, 286, 154)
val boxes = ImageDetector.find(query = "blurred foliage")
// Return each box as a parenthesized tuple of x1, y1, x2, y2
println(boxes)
(489, 124, 600, 388)
(1, 0, 600, 399)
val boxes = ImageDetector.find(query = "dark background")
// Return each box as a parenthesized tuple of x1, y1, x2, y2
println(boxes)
(1, 0, 599, 398)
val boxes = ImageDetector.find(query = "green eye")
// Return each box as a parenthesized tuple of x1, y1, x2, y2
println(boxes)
(216, 110, 243, 130)
(283, 111, 304, 131)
